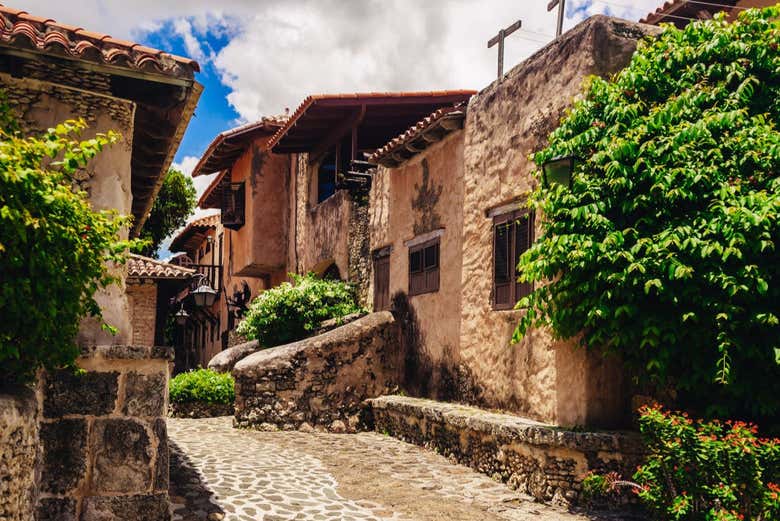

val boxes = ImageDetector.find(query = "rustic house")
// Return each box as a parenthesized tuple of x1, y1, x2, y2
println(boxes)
(0, 4, 201, 345)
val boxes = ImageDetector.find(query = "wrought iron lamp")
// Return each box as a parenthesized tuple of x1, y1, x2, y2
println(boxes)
(174, 305, 189, 326)
(191, 273, 218, 308)
(542, 155, 579, 189)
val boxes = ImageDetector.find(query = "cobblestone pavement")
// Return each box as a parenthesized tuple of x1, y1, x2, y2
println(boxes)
(168, 417, 628, 521)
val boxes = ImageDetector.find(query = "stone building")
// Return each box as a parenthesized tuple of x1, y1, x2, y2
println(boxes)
(0, 5, 200, 520)
(365, 16, 657, 429)
(126, 254, 194, 347)
(0, 4, 201, 345)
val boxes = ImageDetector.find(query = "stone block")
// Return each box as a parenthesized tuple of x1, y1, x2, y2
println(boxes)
(40, 419, 88, 494)
(91, 418, 152, 493)
(152, 419, 168, 492)
(124, 371, 166, 417)
(43, 369, 118, 417)
(81, 494, 169, 521)
(36, 497, 77, 521)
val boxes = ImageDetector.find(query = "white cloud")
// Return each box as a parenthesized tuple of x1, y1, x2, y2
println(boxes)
(21, 0, 662, 121)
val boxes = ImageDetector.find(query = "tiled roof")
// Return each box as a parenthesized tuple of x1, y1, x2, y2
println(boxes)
(268, 90, 477, 153)
(127, 254, 194, 280)
(369, 104, 467, 167)
(191, 115, 287, 178)
(169, 213, 220, 253)
(639, 0, 738, 26)
(0, 4, 199, 79)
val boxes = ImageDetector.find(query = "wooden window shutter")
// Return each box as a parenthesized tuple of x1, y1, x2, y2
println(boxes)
(493, 219, 512, 309)
(222, 182, 246, 230)
(515, 213, 534, 300)
(408, 238, 440, 296)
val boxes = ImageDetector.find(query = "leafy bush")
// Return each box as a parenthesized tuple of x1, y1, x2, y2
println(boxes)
(583, 406, 780, 520)
(169, 368, 235, 405)
(237, 273, 363, 347)
(515, 7, 780, 424)
(0, 101, 132, 384)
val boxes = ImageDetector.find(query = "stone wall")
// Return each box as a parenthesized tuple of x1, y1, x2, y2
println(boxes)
(365, 395, 644, 506)
(0, 388, 38, 521)
(36, 345, 173, 521)
(233, 312, 402, 432)
(127, 282, 158, 347)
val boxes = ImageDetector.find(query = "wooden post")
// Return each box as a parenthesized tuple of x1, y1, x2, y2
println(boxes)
(547, 0, 566, 38)
(488, 19, 521, 79)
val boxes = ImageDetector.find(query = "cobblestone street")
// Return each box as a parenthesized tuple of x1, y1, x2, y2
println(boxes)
(168, 417, 627, 521)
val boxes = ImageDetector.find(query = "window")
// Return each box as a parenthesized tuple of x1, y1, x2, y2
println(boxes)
(409, 238, 439, 296)
(373, 249, 391, 310)
(493, 210, 534, 310)
(317, 150, 337, 203)
(221, 182, 245, 230)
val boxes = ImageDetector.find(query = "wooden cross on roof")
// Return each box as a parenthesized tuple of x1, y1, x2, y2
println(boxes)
(547, 0, 566, 38)
(487, 19, 521, 80)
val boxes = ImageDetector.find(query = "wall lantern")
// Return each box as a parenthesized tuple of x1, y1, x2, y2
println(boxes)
(174, 306, 189, 326)
(191, 273, 218, 308)
(542, 155, 579, 189)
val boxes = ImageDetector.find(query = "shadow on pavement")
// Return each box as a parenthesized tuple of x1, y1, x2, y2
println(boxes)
(169, 440, 226, 520)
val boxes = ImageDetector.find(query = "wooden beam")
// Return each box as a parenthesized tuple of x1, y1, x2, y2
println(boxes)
(308, 105, 366, 165)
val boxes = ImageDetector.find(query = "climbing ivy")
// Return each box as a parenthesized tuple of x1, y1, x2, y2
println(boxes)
(515, 8, 780, 426)
(0, 100, 133, 384)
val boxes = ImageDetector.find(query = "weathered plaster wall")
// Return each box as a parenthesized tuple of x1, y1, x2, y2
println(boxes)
(459, 16, 658, 427)
(365, 396, 644, 506)
(293, 154, 352, 278)
(369, 132, 470, 400)
(229, 136, 290, 277)
(0, 72, 135, 347)
(233, 312, 402, 432)
(0, 388, 38, 521)
(36, 345, 172, 521)
(127, 282, 158, 347)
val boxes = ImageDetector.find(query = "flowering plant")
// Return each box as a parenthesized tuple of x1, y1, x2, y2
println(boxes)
(583, 405, 780, 520)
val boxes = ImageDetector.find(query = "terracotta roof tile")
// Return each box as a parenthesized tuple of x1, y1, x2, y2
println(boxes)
(268, 90, 477, 151)
(127, 254, 194, 280)
(192, 115, 288, 178)
(169, 213, 220, 253)
(369, 104, 467, 166)
(0, 4, 199, 78)
(639, 0, 737, 25)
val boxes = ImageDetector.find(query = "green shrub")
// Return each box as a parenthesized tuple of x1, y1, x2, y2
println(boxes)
(515, 7, 780, 424)
(585, 406, 780, 520)
(236, 273, 363, 347)
(0, 99, 133, 384)
(169, 369, 235, 405)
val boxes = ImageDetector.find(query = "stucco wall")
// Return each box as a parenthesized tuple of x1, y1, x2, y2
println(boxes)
(0, 72, 135, 347)
(369, 132, 468, 399)
(459, 16, 657, 427)
(229, 136, 290, 277)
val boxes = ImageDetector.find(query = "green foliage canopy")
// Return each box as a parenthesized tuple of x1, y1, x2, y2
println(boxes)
(0, 104, 131, 384)
(169, 368, 235, 405)
(515, 8, 780, 424)
(138, 167, 196, 257)
(237, 273, 363, 347)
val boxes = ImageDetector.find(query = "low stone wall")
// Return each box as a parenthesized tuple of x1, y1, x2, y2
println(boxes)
(233, 311, 402, 432)
(364, 395, 644, 506)
(37, 345, 173, 521)
(0, 387, 38, 521)
(207, 340, 260, 373)
(169, 401, 234, 418)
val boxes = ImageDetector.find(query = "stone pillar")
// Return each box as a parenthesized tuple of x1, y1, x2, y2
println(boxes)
(36, 345, 173, 521)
